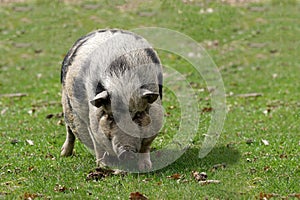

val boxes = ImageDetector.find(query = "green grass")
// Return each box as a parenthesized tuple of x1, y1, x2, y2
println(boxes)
(1, 0, 299, 199)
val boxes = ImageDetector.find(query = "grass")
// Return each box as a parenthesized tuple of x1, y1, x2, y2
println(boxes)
(0, 0, 299, 199)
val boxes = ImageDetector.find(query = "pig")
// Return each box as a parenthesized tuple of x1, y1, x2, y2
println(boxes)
(60, 29, 163, 171)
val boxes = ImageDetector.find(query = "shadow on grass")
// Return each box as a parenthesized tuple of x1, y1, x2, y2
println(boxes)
(152, 145, 241, 173)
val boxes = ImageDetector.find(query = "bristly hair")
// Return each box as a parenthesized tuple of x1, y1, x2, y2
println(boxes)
(106, 48, 160, 76)
(106, 48, 162, 99)
(61, 31, 97, 84)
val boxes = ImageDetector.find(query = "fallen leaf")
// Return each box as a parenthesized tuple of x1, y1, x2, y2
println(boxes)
(26, 139, 34, 146)
(192, 171, 207, 181)
(212, 163, 226, 171)
(261, 139, 269, 146)
(0, 93, 28, 98)
(288, 193, 300, 198)
(199, 180, 221, 185)
(22, 192, 40, 199)
(142, 178, 153, 183)
(28, 166, 34, 172)
(263, 109, 271, 115)
(46, 114, 54, 119)
(202, 107, 213, 113)
(1, 108, 8, 115)
(279, 154, 287, 159)
(28, 109, 35, 116)
(272, 73, 278, 79)
(166, 173, 181, 180)
(129, 192, 148, 200)
(45, 153, 55, 160)
(263, 166, 271, 172)
(86, 168, 126, 181)
(11, 139, 19, 145)
(54, 184, 67, 193)
(259, 192, 279, 200)
(246, 139, 254, 145)
(236, 93, 263, 98)
(199, 8, 214, 14)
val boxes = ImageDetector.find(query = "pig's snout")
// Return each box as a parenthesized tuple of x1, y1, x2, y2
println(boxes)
(118, 146, 137, 161)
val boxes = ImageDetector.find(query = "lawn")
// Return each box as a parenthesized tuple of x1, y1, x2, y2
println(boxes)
(0, 0, 299, 199)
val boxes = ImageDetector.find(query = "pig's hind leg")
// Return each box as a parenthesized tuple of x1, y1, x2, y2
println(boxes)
(61, 126, 76, 156)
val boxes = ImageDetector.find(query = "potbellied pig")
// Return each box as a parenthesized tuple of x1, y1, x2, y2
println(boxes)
(60, 29, 163, 171)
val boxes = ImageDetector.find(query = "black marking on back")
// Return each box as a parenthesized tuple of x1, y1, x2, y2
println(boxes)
(61, 31, 97, 84)
(107, 55, 130, 77)
(158, 72, 163, 100)
(144, 48, 160, 64)
(144, 48, 162, 99)
(110, 29, 143, 40)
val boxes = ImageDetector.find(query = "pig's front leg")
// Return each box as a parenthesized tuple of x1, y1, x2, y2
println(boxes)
(96, 151, 110, 168)
(138, 151, 152, 171)
(95, 147, 118, 168)
(138, 137, 156, 171)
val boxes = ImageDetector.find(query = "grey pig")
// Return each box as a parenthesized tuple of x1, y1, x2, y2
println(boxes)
(60, 29, 163, 171)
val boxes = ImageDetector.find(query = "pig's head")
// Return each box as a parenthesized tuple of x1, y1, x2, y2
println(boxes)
(90, 80, 162, 164)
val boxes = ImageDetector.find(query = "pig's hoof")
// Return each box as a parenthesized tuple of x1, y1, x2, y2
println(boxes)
(138, 159, 152, 171)
(96, 160, 109, 169)
(60, 143, 74, 156)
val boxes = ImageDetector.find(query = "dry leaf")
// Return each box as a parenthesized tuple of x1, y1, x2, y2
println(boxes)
(22, 192, 39, 199)
(166, 173, 182, 180)
(28, 166, 34, 172)
(263, 166, 271, 172)
(212, 163, 226, 171)
(86, 168, 126, 181)
(279, 154, 287, 159)
(259, 192, 279, 199)
(1, 108, 8, 115)
(11, 139, 19, 145)
(129, 192, 148, 200)
(0, 93, 28, 98)
(46, 114, 54, 119)
(192, 171, 207, 181)
(288, 193, 300, 198)
(202, 107, 213, 113)
(261, 139, 269, 146)
(236, 93, 263, 98)
(54, 184, 67, 193)
(246, 139, 254, 145)
(199, 180, 221, 185)
(142, 178, 153, 183)
(26, 139, 34, 146)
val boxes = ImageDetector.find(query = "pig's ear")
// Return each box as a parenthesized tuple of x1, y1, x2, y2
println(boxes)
(90, 91, 110, 108)
(141, 89, 159, 104)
